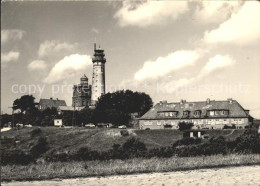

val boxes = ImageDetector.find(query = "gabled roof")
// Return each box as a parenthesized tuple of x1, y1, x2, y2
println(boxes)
(39, 98, 67, 108)
(140, 99, 250, 120)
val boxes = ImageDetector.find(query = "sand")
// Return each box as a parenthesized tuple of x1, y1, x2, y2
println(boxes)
(3, 165, 260, 186)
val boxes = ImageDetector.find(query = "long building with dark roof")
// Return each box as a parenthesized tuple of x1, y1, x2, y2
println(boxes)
(38, 98, 67, 110)
(139, 98, 253, 130)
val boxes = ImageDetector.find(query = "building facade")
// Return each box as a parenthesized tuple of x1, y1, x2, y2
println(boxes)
(139, 99, 253, 130)
(91, 44, 106, 105)
(38, 98, 67, 110)
(72, 74, 92, 107)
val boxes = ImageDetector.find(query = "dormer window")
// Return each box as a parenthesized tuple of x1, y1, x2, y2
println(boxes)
(183, 111, 190, 117)
(194, 110, 201, 117)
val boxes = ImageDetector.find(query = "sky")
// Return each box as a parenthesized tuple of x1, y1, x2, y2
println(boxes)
(1, 1, 260, 118)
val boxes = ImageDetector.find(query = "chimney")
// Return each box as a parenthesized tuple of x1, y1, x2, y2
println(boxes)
(50, 97, 53, 100)
(228, 98, 233, 104)
(180, 99, 186, 104)
(162, 100, 167, 104)
(206, 98, 210, 104)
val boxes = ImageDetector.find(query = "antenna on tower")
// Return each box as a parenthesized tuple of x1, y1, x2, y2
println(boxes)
(94, 43, 96, 50)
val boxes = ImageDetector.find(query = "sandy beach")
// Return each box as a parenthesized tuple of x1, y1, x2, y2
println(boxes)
(3, 165, 260, 186)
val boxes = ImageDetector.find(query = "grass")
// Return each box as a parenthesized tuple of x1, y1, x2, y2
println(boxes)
(2, 154, 260, 182)
(1, 127, 243, 154)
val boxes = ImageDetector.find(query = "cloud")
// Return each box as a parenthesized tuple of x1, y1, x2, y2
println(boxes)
(27, 60, 47, 71)
(91, 28, 99, 34)
(1, 29, 25, 43)
(159, 55, 236, 93)
(199, 55, 236, 77)
(194, 1, 242, 24)
(43, 54, 92, 84)
(38, 40, 78, 57)
(1, 51, 20, 64)
(114, 1, 188, 27)
(204, 1, 260, 45)
(134, 50, 201, 81)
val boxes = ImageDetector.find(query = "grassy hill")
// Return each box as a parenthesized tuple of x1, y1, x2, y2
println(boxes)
(1, 127, 245, 157)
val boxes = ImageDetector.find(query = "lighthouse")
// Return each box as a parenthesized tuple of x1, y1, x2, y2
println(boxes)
(91, 43, 106, 105)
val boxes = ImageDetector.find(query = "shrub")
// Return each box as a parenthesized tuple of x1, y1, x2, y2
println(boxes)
(223, 124, 236, 129)
(121, 137, 147, 159)
(234, 129, 260, 153)
(148, 147, 174, 158)
(30, 127, 42, 137)
(1, 150, 32, 165)
(45, 150, 71, 162)
(172, 138, 202, 148)
(174, 136, 227, 157)
(164, 124, 172, 129)
(30, 137, 49, 158)
(74, 147, 100, 161)
(120, 130, 129, 136)
(178, 122, 194, 131)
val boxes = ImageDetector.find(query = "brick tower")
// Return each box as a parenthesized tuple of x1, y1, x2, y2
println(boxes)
(72, 74, 91, 107)
(91, 43, 106, 105)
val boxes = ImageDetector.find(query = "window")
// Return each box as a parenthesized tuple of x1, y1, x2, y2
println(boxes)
(169, 112, 173, 117)
(183, 111, 189, 117)
(165, 112, 169, 117)
(194, 110, 201, 117)
(210, 111, 214, 116)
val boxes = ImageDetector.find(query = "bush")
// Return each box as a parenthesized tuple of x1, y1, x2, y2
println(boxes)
(121, 137, 147, 159)
(30, 136, 49, 158)
(234, 129, 260, 153)
(1, 150, 32, 165)
(164, 124, 172, 129)
(223, 124, 236, 129)
(172, 138, 202, 148)
(173, 136, 227, 157)
(178, 122, 194, 131)
(45, 150, 71, 162)
(148, 147, 174, 158)
(74, 147, 100, 161)
(30, 127, 42, 137)
(120, 130, 129, 136)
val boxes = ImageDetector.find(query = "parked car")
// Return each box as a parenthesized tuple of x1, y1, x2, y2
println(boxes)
(16, 123, 24, 128)
(118, 125, 127, 129)
(85, 124, 96, 128)
(97, 123, 108, 128)
(24, 124, 32, 127)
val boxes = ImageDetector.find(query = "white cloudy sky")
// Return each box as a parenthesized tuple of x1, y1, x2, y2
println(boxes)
(1, 1, 260, 118)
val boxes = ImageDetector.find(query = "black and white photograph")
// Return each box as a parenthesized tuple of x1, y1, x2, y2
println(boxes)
(1, 0, 260, 185)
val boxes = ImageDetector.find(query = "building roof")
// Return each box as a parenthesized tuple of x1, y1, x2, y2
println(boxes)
(39, 98, 67, 108)
(58, 106, 85, 111)
(140, 99, 251, 120)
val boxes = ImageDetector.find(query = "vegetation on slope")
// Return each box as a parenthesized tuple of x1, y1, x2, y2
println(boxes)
(2, 154, 260, 182)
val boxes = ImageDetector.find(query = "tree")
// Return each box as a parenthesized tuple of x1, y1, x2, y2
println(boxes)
(13, 95, 37, 114)
(95, 90, 153, 122)
(77, 108, 95, 125)
(178, 122, 194, 131)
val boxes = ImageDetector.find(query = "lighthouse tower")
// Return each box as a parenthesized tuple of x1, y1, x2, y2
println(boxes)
(91, 43, 106, 105)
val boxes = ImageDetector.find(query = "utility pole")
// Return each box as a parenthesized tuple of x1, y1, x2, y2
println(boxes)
(72, 104, 75, 128)
(8, 105, 17, 128)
